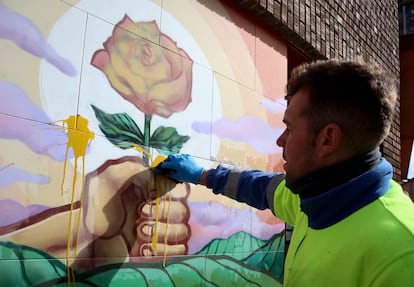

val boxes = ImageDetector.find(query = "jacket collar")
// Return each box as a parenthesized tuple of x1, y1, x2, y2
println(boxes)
(288, 148, 381, 199)
(300, 158, 392, 229)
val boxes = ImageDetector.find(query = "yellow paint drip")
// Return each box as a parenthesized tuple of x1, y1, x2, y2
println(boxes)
(54, 115, 94, 286)
(152, 175, 161, 251)
(55, 111, 173, 274)
(163, 184, 172, 267)
(148, 154, 172, 267)
(150, 155, 166, 251)
(151, 154, 167, 168)
(132, 143, 152, 159)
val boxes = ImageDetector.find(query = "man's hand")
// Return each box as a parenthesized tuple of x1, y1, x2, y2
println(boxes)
(155, 154, 204, 184)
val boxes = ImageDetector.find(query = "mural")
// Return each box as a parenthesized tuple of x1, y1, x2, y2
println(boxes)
(0, 0, 288, 286)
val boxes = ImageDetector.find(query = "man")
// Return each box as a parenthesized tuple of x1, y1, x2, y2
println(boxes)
(157, 60, 414, 286)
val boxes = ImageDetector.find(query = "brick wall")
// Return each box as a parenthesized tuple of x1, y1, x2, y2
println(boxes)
(226, 0, 401, 180)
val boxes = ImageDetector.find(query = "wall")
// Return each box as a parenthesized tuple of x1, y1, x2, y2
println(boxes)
(0, 0, 288, 286)
(229, 0, 401, 181)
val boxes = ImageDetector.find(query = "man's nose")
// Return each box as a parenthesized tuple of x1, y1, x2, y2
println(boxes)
(276, 130, 286, 147)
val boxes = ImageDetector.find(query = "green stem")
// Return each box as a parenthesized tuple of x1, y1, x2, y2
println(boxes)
(143, 114, 152, 165)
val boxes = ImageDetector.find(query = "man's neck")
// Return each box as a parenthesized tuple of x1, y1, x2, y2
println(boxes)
(287, 148, 381, 199)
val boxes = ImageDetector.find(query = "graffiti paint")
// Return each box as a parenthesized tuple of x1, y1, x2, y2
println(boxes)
(151, 155, 171, 267)
(54, 115, 94, 285)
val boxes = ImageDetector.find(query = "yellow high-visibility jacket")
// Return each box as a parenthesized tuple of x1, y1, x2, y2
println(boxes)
(274, 171, 414, 286)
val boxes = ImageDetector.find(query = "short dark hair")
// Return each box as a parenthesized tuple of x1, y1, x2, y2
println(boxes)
(286, 59, 398, 153)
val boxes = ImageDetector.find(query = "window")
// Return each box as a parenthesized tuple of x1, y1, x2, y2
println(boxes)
(400, 2, 414, 36)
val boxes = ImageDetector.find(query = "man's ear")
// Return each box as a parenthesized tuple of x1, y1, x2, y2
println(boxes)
(315, 123, 343, 159)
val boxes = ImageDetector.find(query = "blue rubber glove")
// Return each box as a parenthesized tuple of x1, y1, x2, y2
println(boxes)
(157, 154, 204, 184)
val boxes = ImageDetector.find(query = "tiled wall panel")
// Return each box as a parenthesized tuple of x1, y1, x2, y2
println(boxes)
(0, 0, 287, 285)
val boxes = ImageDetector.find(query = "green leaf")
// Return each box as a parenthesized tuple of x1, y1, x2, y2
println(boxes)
(196, 231, 284, 282)
(205, 257, 281, 286)
(197, 231, 264, 260)
(0, 241, 67, 287)
(74, 253, 281, 287)
(243, 233, 285, 282)
(2, 232, 284, 286)
(150, 126, 190, 154)
(91, 105, 144, 148)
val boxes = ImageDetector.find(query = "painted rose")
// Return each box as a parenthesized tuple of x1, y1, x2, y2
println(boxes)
(91, 15, 193, 118)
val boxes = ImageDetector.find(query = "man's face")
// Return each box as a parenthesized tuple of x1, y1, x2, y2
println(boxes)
(277, 89, 318, 186)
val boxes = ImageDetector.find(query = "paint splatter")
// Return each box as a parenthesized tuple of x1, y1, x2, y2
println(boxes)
(149, 155, 171, 267)
(132, 146, 169, 264)
(126, 148, 173, 266)
(55, 114, 94, 285)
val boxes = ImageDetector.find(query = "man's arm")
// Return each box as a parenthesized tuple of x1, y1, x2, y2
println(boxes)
(157, 154, 284, 211)
(198, 169, 208, 186)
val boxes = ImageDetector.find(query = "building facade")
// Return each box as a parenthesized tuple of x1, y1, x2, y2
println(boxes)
(230, 0, 401, 181)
